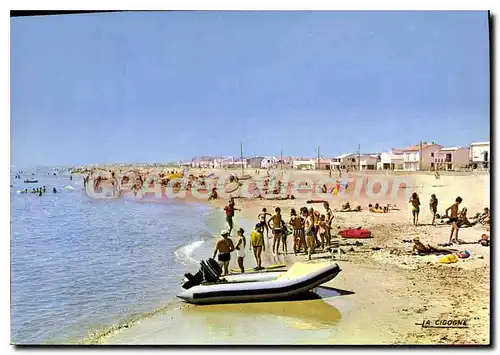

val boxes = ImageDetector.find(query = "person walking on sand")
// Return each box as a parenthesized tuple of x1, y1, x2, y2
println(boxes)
(429, 194, 438, 225)
(445, 197, 463, 243)
(234, 228, 247, 273)
(409, 192, 421, 226)
(305, 207, 316, 260)
(268, 207, 284, 256)
(223, 198, 240, 235)
(257, 208, 272, 239)
(250, 223, 265, 270)
(318, 215, 329, 251)
(213, 230, 235, 276)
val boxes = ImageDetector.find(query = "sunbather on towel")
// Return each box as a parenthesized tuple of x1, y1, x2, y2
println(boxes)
(412, 237, 453, 255)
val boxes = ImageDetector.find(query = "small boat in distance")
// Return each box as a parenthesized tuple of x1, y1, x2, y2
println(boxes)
(24, 179, 38, 183)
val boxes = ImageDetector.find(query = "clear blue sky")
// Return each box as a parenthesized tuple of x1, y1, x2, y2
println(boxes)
(11, 11, 490, 166)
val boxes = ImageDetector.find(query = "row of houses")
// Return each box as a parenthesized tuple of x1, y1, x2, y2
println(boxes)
(181, 141, 490, 172)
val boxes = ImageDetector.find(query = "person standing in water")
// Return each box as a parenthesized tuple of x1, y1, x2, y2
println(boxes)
(213, 230, 235, 276)
(250, 223, 265, 270)
(429, 194, 438, 225)
(409, 192, 421, 226)
(257, 208, 272, 239)
(268, 207, 284, 255)
(234, 228, 247, 273)
(445, 197, 463, 244)
(53, 187, 57, 193)
(305, 207, 316, 260)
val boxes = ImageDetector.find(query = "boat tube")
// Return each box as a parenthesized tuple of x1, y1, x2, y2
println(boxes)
(178, 261, 341, 305)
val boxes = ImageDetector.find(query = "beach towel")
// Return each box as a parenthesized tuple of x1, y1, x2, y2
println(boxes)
(439, 254, 458, 264)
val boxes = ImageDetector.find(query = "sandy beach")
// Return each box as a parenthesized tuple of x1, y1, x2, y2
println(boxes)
(87, 168, 490, 345)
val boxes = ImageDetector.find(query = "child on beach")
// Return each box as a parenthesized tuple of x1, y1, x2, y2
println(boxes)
(318, 215, 329, 251)
(409, 192, 421, 226)
(234, 228, 247, 273)
(208, 188, 218, 201)
(445, 196, 463, 244)
(250, 223, 265, 270)
(429, 194, 438, 225)
(257, 208, 272, 239)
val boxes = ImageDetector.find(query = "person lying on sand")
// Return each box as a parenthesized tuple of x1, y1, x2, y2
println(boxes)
(412, 237, 455, 255)
(475, 207, 490, 225)
(368, 203, 385, 213)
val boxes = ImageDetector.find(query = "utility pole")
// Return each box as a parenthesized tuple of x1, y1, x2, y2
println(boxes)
(317, 145, 320, 170)
(357, 144, 361, 171)
(240, 142, 244, 176)
(419, 140, 423, 171)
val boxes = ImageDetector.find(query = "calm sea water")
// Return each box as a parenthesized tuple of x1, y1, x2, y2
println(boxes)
(10, 168, 219, 344)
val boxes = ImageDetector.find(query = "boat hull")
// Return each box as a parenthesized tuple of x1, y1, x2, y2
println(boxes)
(178, 263, 341, 305)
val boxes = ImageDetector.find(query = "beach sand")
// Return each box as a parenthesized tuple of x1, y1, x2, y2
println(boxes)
(95, 169, 489, 345)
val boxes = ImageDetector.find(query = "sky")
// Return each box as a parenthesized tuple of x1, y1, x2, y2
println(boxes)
(11, 11, 490, 166)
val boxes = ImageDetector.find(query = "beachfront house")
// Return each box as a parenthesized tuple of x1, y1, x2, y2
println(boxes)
(335, 153, 357, 170)
(315, 158, 333, 170)
(246, 156, 266, 169)
(261, 157, 277, 169)
(378, 148, 405, 170)
(359, 153, 380, 170)
(402, 142, 443, 171)
(292, 158, 316, 170)
(434, 147, 470, 171)
(214, 157, 235, 169)
(469, 141, 490, 169)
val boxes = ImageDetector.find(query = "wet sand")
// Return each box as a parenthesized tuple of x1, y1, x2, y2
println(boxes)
(95, 169, 489, 345)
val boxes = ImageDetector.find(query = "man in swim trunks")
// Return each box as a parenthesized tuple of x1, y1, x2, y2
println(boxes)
(445, 196, 462, 244)
(257, 208, 272, 239)
(250, 223, 265, 270)
(223, 198, 240, 235)
(268, 207, 285, 255)
(213, 230, 235, 276)
(323, 202, 333, 248)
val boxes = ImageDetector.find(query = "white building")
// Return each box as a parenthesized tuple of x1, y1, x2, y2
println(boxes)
(403, 142, 443, 171)
(292, 158, 316, 170)
(378, 148, 404, 170)
(469, 141, 490, 168)
(434, 147, 470, 170)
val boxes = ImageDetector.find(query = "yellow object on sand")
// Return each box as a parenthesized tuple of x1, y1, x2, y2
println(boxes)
(369, 208, 384, 213)
(439, 254, 458, 264)
(168, 173, 183, 179)
(277, 262, 334, 281)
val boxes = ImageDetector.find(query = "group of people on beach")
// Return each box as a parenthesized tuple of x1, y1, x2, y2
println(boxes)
(212, 198, 337, 275)
(408, 192, 490, 244)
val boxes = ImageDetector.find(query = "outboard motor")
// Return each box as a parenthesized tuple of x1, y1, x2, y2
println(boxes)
(182, 258, 222, 290)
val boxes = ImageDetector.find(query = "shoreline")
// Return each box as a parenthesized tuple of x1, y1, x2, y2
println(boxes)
(88, 169, 489, 345)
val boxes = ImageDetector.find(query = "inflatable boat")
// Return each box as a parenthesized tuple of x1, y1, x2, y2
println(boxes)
(178, 260, 341, 305)
(24, 179, 38, 183)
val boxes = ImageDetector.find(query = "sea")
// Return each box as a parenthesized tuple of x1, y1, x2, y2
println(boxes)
(10, 167, 222, 344)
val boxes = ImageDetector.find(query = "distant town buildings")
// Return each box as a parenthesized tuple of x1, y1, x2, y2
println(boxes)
(179, 140, 490, 172)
